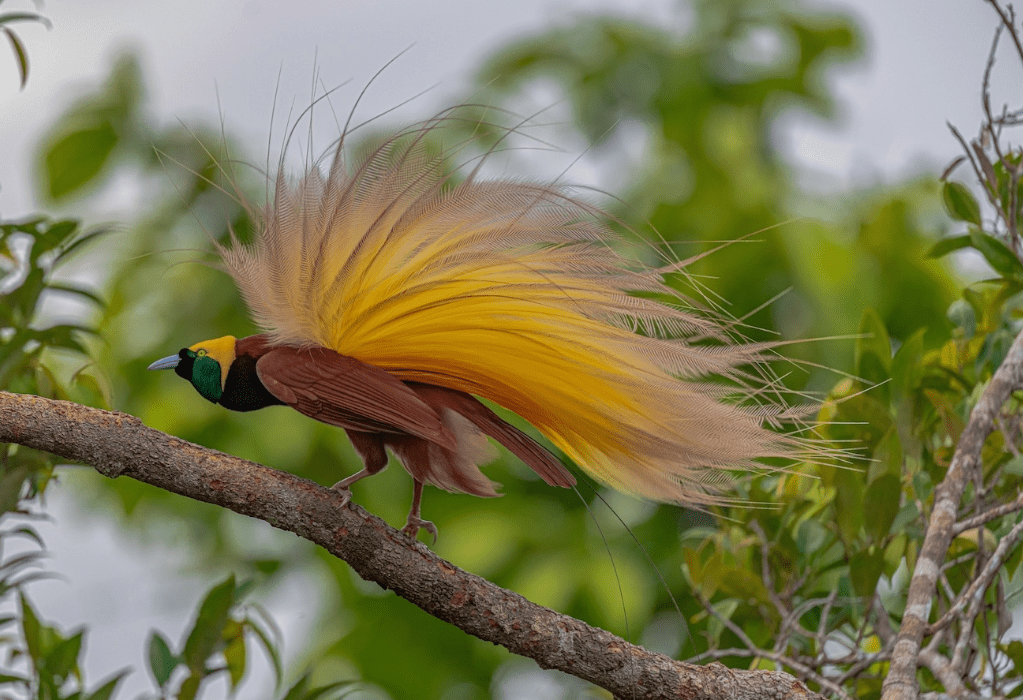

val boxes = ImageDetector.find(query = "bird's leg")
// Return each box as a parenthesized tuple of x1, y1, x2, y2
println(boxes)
(401, 479, 437, 543)
(333, 431, 388, 507)
(330, 468, 375, 507)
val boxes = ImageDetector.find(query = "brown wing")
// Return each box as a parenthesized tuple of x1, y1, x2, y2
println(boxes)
(406, 382, 576, 488)
(256, 346, 456, 449)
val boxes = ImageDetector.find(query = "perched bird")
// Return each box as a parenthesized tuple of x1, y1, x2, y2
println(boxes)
(149, 113, 813, 540)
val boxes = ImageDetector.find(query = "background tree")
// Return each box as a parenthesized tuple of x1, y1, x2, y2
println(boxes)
(3, 0, 1023, 698)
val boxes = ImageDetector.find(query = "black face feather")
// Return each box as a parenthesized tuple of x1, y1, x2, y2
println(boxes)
(174, 348, 193, 382)
(218, 354, 285, 412)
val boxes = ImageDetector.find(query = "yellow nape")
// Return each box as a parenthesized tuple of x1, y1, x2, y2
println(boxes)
(189, 335, 237, 390)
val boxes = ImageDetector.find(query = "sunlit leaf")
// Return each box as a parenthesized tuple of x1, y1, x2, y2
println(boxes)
(223, 631, 246, 691)
(177, 672, 201, 700)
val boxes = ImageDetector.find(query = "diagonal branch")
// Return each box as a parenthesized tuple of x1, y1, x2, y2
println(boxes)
(881, 329, 1023, 700)
(0, 390, 823, 700)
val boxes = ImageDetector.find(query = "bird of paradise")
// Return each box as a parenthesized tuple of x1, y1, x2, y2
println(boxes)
(149, 111, 816, 541)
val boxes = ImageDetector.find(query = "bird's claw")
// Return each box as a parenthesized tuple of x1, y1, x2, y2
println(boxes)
(330, 483, 353, 508)
(402, 516, 438, 544)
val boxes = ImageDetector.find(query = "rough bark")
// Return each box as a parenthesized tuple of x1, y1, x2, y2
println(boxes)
(881, 330, 1023, 700)
(0, 390, 824, 700)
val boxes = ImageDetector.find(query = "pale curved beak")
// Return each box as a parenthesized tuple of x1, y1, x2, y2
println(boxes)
(147, 355, 180, 371)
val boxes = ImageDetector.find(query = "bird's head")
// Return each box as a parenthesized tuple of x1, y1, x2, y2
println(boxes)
(148, 335, 237, 403)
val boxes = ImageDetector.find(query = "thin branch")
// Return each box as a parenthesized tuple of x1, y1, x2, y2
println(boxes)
(952, 490, 1023, 535)
(694, 592, 851, 700)
(0, 390, 823, 700)
(985, 0, 1023, 67)
(918, 647, 968, 697)
(949, 517, 1023, 671)
(881, 329, 1023, 700)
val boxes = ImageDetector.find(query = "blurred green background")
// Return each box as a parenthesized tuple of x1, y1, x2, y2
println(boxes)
(0, 0, 1007, 698)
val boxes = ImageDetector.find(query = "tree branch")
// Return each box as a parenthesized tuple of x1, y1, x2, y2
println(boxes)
(0, 391, 824, 700)
(881, 329, 1023, 700)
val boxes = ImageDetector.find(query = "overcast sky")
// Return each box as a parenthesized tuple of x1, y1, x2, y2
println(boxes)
(0, 0, 1007, 214)
(0, 1, 1010, 698)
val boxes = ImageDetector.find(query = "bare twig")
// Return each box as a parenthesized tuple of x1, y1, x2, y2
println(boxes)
(985, 0, 1023, 67)
(881, 329, 1023, 700)
(952, 490, 1023, 535)
(949, 518, 1023, 671)
(949, 124, 1002, 213)
(0, 391, 822, 700)
(694, 592, 852, 700)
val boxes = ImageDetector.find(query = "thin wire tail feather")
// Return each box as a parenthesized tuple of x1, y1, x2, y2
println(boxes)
(218, 113, 830, 505)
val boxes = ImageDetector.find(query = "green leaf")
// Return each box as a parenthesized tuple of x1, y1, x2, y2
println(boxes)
(926, 234, 972, 259)
(0, 12, 51, 27)
(281, 674, 312, 700)
(969, 228, 1023, 280)
(1007, 540, 1023, 580)
(2, 27, 27, 89)
(36, 219, 79, 252)
(245, 608, 283, 688)
(43, 630, 83, 682)
(834, 468, 865, 544)
(46, 283, 105, 308)
(0, 672, 30, 684)
(864, 474, 901, 544)
(9, 525, 46, 549)
(223, 632, 246, 691)
(183, 575, 236, 673)
(82, 671, 128, 700)
(54, 226, 111, 263)
(299, 680, 358, 700)
(855, 308, 891, 398)
(849, 546, 885, 598)
(947, 299, 976, 339)
(223, 622, 246, 687)
(43, 122, 118, 200)
(942, 181, 982, 226)
(178, 672, 201, 700)
(1005, 455, 1023, 477)
(912, 470, 933, 502)
(147, 631, 178, 687)
(0, 464, 32, 515)
(19, 593, 40, 667)
(891, 328, 924, 427)
(1003, 639, 1023, 678)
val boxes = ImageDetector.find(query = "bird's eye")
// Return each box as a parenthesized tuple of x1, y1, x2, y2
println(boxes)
(196, 349, 207, 357)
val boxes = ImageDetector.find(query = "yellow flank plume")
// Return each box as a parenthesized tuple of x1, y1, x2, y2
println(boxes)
(218, 118, 813, 505)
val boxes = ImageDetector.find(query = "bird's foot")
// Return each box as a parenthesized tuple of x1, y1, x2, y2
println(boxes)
(402, 515, 438, 544)
(330, 482, 353, 508)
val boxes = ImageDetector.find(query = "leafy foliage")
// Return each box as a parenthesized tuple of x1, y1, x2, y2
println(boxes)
(0, 0, 49, 90)
(6, 0, 1023, 698)
(0, 214, 107, 515)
